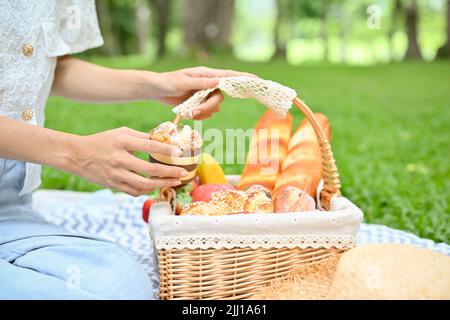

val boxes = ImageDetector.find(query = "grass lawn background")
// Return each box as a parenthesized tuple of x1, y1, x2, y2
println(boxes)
(43, 56, 450, 243)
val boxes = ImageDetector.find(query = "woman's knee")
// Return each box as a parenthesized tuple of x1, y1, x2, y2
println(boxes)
(4, 235, 154, 299)
(79, 241, 154, 300)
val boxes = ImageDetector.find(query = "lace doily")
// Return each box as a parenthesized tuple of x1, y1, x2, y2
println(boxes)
(149, 197, 363, 250)
(172, 76, 297, 119)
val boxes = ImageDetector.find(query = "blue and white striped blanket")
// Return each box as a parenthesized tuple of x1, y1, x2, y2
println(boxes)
(35, 189, 450, 296)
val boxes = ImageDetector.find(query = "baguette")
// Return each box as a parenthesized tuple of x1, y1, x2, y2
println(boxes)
(273, 113, 331, 198)
(237, 110, 292, 192)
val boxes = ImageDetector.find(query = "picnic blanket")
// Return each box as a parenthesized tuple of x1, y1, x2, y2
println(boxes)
(33, 189, 450, 298)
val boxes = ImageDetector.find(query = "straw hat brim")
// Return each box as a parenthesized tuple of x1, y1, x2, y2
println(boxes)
(251, 244, 450, 300)
(330, 243, 450, 299)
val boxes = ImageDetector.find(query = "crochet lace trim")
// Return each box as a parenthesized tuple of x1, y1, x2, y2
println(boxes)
(154, 234, 355, 250)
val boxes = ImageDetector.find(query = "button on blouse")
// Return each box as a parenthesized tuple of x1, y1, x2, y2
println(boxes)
(22, 44, 34, 57)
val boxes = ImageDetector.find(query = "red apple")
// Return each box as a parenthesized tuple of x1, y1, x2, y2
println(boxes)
(142, 198, 155, 223)
(190, 184, 236, 203)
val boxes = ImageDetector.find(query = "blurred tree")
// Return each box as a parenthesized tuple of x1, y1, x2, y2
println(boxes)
(436, 0, 450, 58)
(293, 0, 329, 61)
(273, 0, 285, 59)
(272, 0, 326, 59)
(272, 0, 296, 59)
(109, 0, 139, 55)
(338, 1, 351, 63)
(388, 0, 403, 61)
(96, 0, 121, 56)
(320, 0, 331, 61)
(403, 0, 423, 59)
(134, 0, 151, 55)
(182, 0, 235, 56)
(149, 0, 172, 58)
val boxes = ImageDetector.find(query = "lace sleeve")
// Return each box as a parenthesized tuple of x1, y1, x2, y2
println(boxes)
(41, 0, 104, 57)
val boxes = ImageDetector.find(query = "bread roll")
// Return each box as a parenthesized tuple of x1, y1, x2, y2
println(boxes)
(211, 190, 247, 213)
(180, 201, 214, 215)
(273, 113, 331, 199)
(180, 188, 273, 215)
(243, 190, 274, 213)
(273, 186, 316, 212)
(287, 113, 330, 151)
(237, 110, 292, 192)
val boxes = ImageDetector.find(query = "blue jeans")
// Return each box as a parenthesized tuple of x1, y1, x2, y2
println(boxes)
(0, 159, 153, 299)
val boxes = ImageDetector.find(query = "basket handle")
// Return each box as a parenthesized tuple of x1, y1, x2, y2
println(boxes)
(171, 76, 341, 210)
(293, 97, 341, 210)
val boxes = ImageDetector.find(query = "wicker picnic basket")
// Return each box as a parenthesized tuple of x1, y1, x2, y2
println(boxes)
(149, 78, 363, 300)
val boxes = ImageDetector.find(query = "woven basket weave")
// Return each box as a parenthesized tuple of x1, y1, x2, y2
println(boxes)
(152, 96, 358, 300)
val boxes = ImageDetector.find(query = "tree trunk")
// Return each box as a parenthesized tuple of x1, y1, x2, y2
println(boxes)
(388, 0, 402, 60)
(436, 0, 450, 58)
(272, 0, 296, 60)
(404, 0, 422, 60)
(214, 0, 235, 50)
(339, 3, 350, 63)
(272, 0, 286, 59)
(182, 0, 208, 54)
(96, 0, 120, 56)
(321, 0, 330, 61)
(135, 0, 150, 55)
(151, 0, 171, 58)
(182, 0, 235, 56)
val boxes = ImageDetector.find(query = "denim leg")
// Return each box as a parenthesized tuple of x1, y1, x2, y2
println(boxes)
(0, 233, 153, 300)
(0, 159, 153, 300)
(0, 259, 101, 299)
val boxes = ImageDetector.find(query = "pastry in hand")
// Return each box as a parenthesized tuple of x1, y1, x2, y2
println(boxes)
(273, 186, 316, 213)
(149, 121, 202, 186)
(149, 121, 202, 151)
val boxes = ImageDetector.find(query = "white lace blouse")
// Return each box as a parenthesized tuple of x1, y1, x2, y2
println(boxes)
(0, 0, 103, 195)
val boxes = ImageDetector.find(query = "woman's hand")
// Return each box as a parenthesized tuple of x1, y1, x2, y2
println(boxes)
(149, 67, 254, 120)
(0, 117, 187, 197)
(70, 127, 187, 196)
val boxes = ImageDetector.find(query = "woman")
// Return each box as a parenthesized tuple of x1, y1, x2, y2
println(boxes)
(0, 0, 246, 299)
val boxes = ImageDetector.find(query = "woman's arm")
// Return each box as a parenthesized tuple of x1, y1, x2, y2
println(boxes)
(52, 56, 253, 119)
(0, 115, 78, 170)
(51, 56, 152, 103)
(0, 116, 186, 196)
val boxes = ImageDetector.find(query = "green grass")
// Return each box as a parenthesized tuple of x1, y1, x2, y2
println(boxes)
(43, 55, 450, 243)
